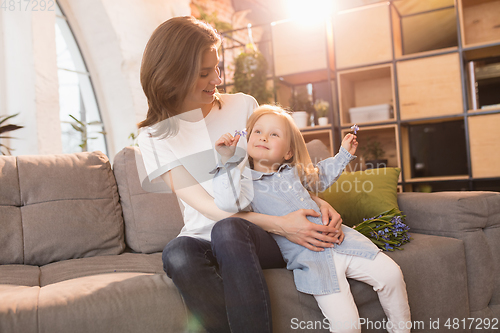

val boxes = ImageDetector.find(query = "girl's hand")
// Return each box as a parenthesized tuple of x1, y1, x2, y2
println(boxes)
(275, 209, 343, 252)
(341, 133, 358, 155)
(215, 133, 240, 163)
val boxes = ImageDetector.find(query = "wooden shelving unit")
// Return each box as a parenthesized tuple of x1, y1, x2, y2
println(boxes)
(219, 0, 500, 192)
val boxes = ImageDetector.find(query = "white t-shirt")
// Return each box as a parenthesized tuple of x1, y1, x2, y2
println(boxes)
(138, 93, 258, 241)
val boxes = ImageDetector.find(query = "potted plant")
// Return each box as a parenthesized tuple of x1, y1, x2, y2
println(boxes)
(0, 113, 24, 155)
(64, 114, 106, 152)
(314, 99, 329, 126)
(232, 48, 273, 105)
(289, 89, 313, 128)
(360, 136, 387, 169)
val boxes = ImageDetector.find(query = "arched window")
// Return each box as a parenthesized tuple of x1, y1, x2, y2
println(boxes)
(55, 2, 107, 154)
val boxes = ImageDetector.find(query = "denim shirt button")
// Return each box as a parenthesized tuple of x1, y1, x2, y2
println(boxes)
(300, 198, 304, 201)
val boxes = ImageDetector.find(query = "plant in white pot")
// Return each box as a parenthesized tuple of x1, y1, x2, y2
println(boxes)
(314, 99, 329, 126)
(290, 90, 312, 128)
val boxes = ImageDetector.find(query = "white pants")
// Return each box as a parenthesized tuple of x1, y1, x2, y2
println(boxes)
(314, 252, 411, 333)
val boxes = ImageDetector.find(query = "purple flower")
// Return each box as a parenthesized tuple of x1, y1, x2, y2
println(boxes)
(234, 129, 247, 138)
(351, 124, 359, 134)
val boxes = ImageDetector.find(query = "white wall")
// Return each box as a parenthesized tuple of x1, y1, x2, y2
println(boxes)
(0, 0, 190, 159)
(0, 9, 61, 155)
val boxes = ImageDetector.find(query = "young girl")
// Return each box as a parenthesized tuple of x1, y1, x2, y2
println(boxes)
(213, 105, 411, 333)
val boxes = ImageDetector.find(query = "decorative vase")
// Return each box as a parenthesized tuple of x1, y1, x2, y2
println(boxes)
(292, 111, 308, 128)
(318, 117, 329, 126)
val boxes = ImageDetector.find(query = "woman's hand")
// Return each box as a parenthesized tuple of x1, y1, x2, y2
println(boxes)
(215, 133, 240, 164)
(273, 209, 343, 252)
(310, 194, 344, 245)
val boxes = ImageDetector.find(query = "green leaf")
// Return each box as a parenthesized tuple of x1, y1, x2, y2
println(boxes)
(69, 115, 85, 127)
(0, 113, 20, 126)
(70, 123, 84, 133)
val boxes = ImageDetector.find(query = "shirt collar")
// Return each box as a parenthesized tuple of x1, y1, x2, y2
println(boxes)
(245, 163, 293, 180)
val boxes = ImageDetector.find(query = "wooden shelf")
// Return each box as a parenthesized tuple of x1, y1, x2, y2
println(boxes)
(458, 0, 500, 48)
(334, 2, 393, 69)
(400, 120, 469, 181)
(403, 179, 471, 192)
(463, 44, 500, 61)
(271, 20, 334, 78)
(405, 175, 469, 183)
(341, 124, 400, 174)
(468, 113, 500, 178)
(397, 52, 464, 120)
(391, 0, 458, 57)
(337, 64, 395, 126)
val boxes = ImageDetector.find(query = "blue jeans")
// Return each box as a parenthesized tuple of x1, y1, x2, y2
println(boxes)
(162, 217, 286, 333)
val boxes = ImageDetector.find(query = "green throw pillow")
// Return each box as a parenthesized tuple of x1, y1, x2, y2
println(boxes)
(319, 167, 400, 227)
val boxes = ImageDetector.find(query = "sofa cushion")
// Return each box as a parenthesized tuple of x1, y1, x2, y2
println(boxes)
(113, 147, 183, 253)
(306, 139, 332, 165)
(40, 252, 164, 286)
(0, 265, 40, 286)
(0, 285, 40, 333)
(37, 272, 186, 333)
(0, 156, 24, 265)
(0, 151, 125, 266)
(319, 167, 401, 226)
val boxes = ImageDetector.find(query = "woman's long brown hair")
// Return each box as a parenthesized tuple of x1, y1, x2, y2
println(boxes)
(138, 16, 222, 137)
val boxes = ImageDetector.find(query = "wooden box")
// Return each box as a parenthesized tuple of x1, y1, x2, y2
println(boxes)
(468, 113, 500, 178)
(271, 20, 334, 82)
(338, 64, 395, 125)
(334, 3, 393, 69)
(458, 0, 500, 48)
(391, 0, 458, 57)
(341, 124, 400, 173)
(397, 53, 464, 120)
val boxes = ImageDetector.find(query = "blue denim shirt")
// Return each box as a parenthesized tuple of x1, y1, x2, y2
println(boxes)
(211, 147, 380, 295)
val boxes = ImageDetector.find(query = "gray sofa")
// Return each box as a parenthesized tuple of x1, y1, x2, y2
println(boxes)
(1, 147, 499, 333)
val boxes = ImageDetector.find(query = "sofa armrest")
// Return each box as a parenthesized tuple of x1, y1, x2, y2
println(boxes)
(397, 191, 500, 320)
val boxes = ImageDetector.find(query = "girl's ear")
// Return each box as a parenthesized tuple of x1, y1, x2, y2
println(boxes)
(284, 149, 294, 161)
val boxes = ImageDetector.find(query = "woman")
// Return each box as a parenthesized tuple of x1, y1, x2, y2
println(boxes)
(137, 16, 345, 333)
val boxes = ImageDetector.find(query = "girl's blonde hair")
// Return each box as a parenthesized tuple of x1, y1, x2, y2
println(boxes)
(246, 105, 320, 191)
(138, 16, 222, 137)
